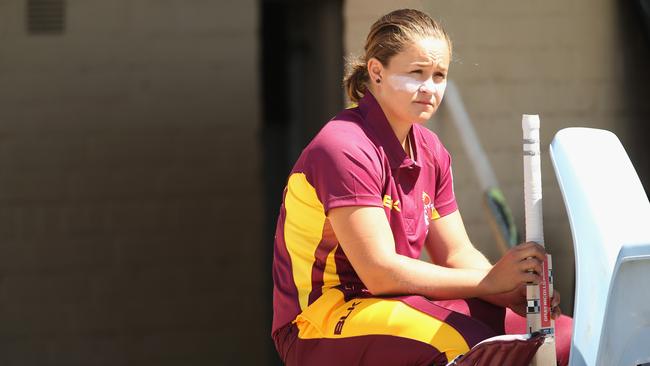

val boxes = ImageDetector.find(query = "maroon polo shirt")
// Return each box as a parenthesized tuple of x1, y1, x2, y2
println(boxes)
(272, 91, 458, 335)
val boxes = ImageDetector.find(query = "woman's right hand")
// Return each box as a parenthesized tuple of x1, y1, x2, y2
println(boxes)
(481, 242, 547, 294)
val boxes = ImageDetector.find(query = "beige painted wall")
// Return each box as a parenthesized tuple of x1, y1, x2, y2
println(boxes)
(344, 0, 632, 315)
(0, 0, 265, 364)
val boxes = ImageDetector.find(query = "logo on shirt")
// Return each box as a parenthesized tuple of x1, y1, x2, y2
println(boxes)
(423, 192, 435, 222)
(382, 195, 401, 212)
(334, 301, 362, 335)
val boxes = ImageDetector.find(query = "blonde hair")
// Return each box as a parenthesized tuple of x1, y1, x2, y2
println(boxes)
(344, 9, 452, 103)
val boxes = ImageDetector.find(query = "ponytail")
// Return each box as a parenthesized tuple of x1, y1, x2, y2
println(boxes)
(344, 57, 369, 104)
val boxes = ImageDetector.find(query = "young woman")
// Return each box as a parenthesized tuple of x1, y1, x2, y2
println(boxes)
(272, 9, 572, 366)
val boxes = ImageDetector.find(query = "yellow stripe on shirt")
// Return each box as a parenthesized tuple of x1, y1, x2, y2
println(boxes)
(284, 173, 328, 311)
(322, 243, 340, 292)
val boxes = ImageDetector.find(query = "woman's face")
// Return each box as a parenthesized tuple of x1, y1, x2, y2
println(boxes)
(370, 37, 450, 126)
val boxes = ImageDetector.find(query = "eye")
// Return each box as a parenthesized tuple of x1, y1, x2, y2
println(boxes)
(434, 72, 447, 81)
(410, 70, 423, 74)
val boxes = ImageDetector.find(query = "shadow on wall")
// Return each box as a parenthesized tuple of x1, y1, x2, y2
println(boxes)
(618, 0, 650, 192)
(260, 0, 344, 365)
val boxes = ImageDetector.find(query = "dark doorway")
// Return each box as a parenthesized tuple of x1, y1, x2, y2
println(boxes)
(618, 1, 650, 195)
(260, 0, 344, 364)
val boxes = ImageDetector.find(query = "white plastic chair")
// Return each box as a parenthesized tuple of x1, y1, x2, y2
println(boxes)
(549, 128, 650, 366)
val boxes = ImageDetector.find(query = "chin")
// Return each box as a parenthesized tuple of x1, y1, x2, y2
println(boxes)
(413, 112, 434, 124)
(410, 106, 436, 122)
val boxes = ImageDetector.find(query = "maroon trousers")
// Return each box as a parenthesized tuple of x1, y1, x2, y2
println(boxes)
(274, 295, 572, 366)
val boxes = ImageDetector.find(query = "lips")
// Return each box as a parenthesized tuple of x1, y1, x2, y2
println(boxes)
(414, 100, 434, 106)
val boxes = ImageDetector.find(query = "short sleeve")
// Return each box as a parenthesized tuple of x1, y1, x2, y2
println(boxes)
(433, 141, 458, 219)
(305, 138, 384, 214)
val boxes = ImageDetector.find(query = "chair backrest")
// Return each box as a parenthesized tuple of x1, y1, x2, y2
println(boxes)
(549, 128, 650, 366)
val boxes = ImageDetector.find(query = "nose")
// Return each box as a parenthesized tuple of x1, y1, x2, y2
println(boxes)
(418, 78, 436, 94)
(419, 78, 447, 97)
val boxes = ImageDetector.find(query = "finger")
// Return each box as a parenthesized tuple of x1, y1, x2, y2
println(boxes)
(519, 257, 543, 275)
(552, 297, 559, 308)
(523, 272, 541, 285)
(551, 305, 562, 319)
(517, 242, 547, 262)
(552, 295, 560, 308)
(518, 241, 546, 252)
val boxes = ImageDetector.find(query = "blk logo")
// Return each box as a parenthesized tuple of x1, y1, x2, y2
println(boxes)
(334, 301, 362, 335)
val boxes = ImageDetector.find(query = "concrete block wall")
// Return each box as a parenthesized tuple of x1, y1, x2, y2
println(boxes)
(0, 0, 265, 365)
(344, 0, 644, 315)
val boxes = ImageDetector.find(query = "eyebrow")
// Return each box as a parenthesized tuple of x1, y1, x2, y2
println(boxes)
(410, 62, 448, 71)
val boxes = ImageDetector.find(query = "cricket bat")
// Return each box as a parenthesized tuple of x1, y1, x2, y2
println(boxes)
(522, 114, 557, 365)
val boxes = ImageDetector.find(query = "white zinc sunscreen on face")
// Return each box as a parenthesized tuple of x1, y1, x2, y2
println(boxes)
(387, 75, 446, 95)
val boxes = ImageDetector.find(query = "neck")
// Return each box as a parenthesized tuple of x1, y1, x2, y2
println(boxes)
(369, 89, 412, 152)
(391, 120, 412, 152)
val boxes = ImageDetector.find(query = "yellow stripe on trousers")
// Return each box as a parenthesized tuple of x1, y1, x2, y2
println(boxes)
(295, 289, 470, 363)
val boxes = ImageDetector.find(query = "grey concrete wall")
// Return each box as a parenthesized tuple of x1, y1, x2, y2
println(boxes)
(0, 0, 265, 364)
(344, 0, 648, 316)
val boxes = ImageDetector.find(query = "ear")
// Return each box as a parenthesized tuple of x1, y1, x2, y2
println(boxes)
(367, 58, 384, 82)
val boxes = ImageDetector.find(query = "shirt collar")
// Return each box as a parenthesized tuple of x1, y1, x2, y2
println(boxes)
(358, 92, 421, 171)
